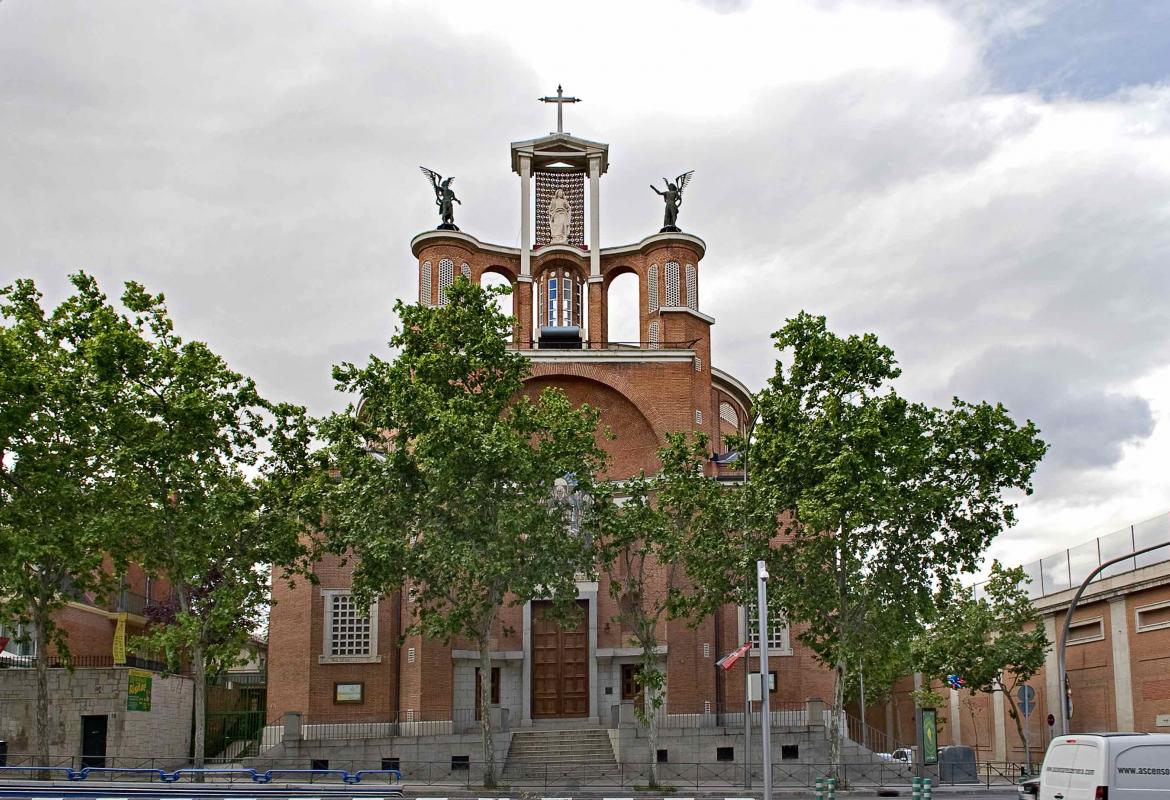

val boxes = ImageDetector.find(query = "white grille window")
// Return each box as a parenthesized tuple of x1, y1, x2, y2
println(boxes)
(685, 264, 698, 310)
(720, 402, 739, 428)
(648, 265, 659, 313)
(461, 262, 471, 280)
(648, 320, 661, 349)
(420, 261, 432, 306)
(695, 409, 703, 425)
(438, 259, 454, 306)
(747, 605, 789, 652)
(322, 590, 378, 661)
(694, 356, 702, 372)
(665, 262, 681, 307)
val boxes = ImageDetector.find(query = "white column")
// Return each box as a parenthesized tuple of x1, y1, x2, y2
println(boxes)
(1109, 597, 1135, 730)
(520, 155, 532, 278)
(588, 155, 601, 277)
(1044, 614, 1061, 736)
(521, 600, 532, 726)
(993, 686, 1007, 761)
(949, 687, 962, 745)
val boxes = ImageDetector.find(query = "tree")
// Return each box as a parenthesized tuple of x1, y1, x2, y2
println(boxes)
(914, 561, 1049, 766)
(0, 274, 139, 767)
(749, 312, 1047, 774)
(317, 278, 607, 788)
(109, 282, 317, 770)
(597, 433, 759, 787)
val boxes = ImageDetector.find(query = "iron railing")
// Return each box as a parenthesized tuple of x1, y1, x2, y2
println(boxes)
(0, 654, 171, 672)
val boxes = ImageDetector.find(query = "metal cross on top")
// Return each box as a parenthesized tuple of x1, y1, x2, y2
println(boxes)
(539, 84, 581, 134)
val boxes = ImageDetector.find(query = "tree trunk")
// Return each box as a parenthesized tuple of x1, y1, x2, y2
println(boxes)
(191, 642, 206, 777)
(830, 660, 845, 778)
(33, 606, 50, 777)
(648, 688, 660, 789)
(477, 635, 496, 788)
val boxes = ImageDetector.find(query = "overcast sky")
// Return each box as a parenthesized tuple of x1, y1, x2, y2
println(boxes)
(2, 0, 1168, 572)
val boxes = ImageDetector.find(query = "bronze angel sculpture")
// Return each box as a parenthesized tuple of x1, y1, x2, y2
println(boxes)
(420, 166, 460, 229)
(650, 171, 694, 231)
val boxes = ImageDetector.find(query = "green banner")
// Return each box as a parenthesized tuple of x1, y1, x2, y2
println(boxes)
(127, 668, 152, 711)
(922, 707, 938, 765)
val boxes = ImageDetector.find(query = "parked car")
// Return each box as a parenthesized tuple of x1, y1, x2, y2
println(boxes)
(1038, 733, 1170, 800)
(1019, 775, 1040, 798)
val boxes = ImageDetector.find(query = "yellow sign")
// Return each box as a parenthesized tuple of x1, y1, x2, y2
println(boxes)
(127, 668, 152, 711)
(112, 612, 127, 665)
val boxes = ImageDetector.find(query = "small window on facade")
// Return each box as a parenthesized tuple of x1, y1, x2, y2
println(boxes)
(1136, 601, 1170, 632)
(407, 647, 416, 664)
(685, 263, 697, 310)
(451, 755, 470, 770)
(438, 259, 454, 306)
(656, 749, 669, 763)
(720, 402, 740, 428)
(648, 320, 661, 349)
(381, 757, 400, 772)
(420, 261, 432, 306)
(311, 759, 329, 771)
(695, 409, 703, 425)
(325, 592, 374, 658)
(694, 356, 702, 372)
(574, 274, 583, 328)
(562, 275, 572, 325)
(716, 747, 734, 762)
(648, 264, 659, 313)
(747, 604, 789, 652)
(665, 261, 681, 307)
(548, 278, 558, 326)
(781, 744, 799, 760)
(1067, 617, 1104, 645)
(460, 262, 471, 280)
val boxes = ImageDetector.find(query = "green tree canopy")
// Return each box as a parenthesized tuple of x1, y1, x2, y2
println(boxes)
(317, 278, 608, 788)
(749, 312, 1047, 771)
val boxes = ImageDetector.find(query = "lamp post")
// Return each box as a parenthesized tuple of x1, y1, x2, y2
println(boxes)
(1056, 539, 1169, 735)
(757, 559, 772, 800)
(740, 408, 761, 790)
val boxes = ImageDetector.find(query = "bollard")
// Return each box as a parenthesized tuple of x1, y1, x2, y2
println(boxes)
(912, 776, 923, 800)
(827, 776, 837, 800)
(816, 776, 826, 800)
(923, 776, 933, 800)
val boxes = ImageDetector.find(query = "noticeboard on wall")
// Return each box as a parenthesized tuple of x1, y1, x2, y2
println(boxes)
(127, 668, 152, 711)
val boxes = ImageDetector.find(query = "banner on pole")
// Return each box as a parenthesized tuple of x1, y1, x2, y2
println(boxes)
(112, 612, 127, 665)
(717, 641, 753, 671)
(127, 668, 152, 711)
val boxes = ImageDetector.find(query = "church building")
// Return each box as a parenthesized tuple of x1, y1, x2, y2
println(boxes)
(265, 99, 837, 739)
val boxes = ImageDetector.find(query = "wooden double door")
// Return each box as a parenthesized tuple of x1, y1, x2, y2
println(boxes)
(531, 600, 588, 718)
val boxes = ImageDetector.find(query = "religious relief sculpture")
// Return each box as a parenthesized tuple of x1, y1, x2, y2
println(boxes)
(419, 166, 461, 230)
(650, 170, 694, 232)
(547, 188, 571, 244)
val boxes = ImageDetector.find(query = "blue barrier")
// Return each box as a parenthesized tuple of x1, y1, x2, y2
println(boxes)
(0, 765, 402, 785)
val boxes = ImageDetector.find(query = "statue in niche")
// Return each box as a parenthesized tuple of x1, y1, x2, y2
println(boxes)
(547, 188, 571, 244)
(419, 166, 461, 230)
(650, 170, 694, 232)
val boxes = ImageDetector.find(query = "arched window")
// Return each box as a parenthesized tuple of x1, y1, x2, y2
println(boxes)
(547, 276, 557, 325)
(438, 259, 454, 306)
(540, 266, 584, 326)
(461, 263, 471, 281)
(420, 260, 432, 306)
(606, 271, 639, 345)
(647, 264, 659, 313)
(665, 261, 680, 307)
(648, 320, 661, 349)
(685, 264, 697, 310)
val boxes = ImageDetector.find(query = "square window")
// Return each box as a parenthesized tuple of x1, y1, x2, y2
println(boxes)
(451, 755, 470, 771)
(656, 749, 669, 763)
(381, 757, 399, 772)
(311, 759, 329, 771)
(717, 747, 734, 762)
(781, 744, 799, 760)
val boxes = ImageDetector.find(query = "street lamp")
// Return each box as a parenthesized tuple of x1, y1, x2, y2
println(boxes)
(757, 559, 773, 800)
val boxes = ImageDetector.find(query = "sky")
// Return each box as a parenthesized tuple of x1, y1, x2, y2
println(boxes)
(2, 0, 1168, 573)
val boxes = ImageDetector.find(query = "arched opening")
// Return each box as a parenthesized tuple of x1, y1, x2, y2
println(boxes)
(606, 270, 639, 345)
(480, 269, 515, 340)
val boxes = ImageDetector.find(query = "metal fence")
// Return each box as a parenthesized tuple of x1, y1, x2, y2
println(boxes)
(0, 654, 171, 672)
(0, 753, 1023, 789)
(972, 510, 1170, 600)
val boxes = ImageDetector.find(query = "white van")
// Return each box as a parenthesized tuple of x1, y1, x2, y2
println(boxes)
(1039, 733, 1170, 800)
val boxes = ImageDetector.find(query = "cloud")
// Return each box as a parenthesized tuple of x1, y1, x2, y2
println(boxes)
(1, 0, 1167, 563)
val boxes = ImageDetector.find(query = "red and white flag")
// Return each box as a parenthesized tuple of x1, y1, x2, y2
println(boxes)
(717, 641, 752, 671)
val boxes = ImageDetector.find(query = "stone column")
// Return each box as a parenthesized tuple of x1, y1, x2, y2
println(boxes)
(992, 687, 1007, 761)
(1109, 597, 1135, 730)
(520, 155, 532, 278)
(949, 687, 962, 745)
(588, 155, 601, 278)
(521, 600, 532, 726)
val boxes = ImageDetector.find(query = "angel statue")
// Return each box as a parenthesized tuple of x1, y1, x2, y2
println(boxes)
(650, 171, 694, 232)
(419, 166, 461, 230)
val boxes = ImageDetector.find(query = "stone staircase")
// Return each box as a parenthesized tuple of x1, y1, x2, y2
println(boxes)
(503, 728, 619, 781)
